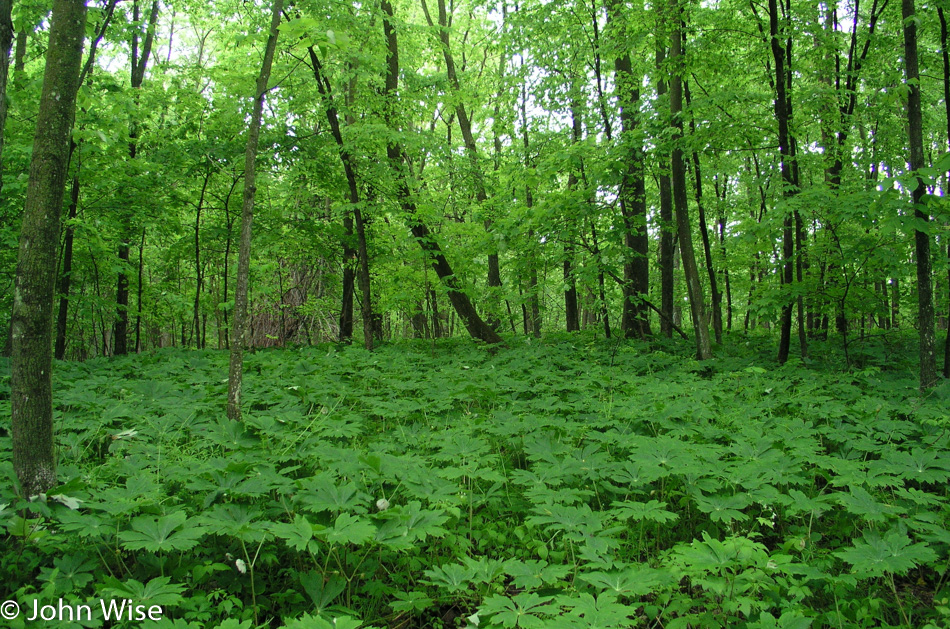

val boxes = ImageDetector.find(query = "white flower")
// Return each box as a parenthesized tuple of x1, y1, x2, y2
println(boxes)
(376, 498, 390, 511)
(235, 558, 247, 574)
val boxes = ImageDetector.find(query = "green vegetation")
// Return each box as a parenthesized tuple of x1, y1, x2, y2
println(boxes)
(3, 335, 950, 628)
(3, 0, 950, 626)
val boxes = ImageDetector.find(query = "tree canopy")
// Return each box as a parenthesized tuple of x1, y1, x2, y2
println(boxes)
(1, 0, 948, 378)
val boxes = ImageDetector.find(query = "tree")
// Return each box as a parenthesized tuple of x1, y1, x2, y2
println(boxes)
(939, 5, 950, 378)
(54, 1, 119, 361)
(766, 0, 801, 364)
(655, 28, 675, 339)
(114, 0, 160, 355)
(11, 0, 86, 497)
(902, 0, 936, 389)
(420, 0, 504, 330)
(304, 45, 374, 350)
(380, 0, 502, 345)
(227, 0, 284, 420)
(606, 0, 651, 339)
(0, 0, 12, 195)
(669, 0, 711, 360)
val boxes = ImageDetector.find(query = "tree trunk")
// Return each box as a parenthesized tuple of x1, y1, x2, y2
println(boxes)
(339, 224, 355, 341)
(564, 92, 583, 332)
(714, 176, 733, 331)
(669, 0, 711, 360)
(684, 79, 722, 344)
(768, 0, 800, 364)
(940, 7, 950, 378)
(307, 48, 373, 350)
(221, 178, 238, 349)
(421, 0, 502, 328)
(381, 0, 501, 344)
(114, 0, 160, 356)
(193, 169, 210, 349)
(227, 0, 283, 420)
(13, 19, 24, 77)
(656, 43, 676, 339)
(55, 169, 81, 360)
(903, 0, 936, 389)
(11, 0, 86, 498)
(0, 0, 12, 195)
(606, 0, 650, 339)
(134, 227, 145, 351)
(520, 81, 541, 337)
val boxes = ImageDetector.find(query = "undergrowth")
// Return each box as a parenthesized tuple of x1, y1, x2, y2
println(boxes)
(1, 332, 949, 628)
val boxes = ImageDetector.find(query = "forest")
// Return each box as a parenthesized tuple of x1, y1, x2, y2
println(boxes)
(3, 0, 950, 626)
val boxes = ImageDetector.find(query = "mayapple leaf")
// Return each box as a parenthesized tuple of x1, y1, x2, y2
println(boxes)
(557, 591, 638, 626)
(118, 510, 206, 552)
(503, 559, 571, 590)
(271, 514, 314, 551)
(100, 576, 186, 607)
(612, 499, 678, 523)
(281, 614, 364, 629)
(836, 486, 904, 523)
(423, 562, 478, 593)
(479, 592, 554, 628)
(836, 525, 937, 577)
(746, 611, 813, 629)
(299, 572, 345, 611)
(694, 493, 751, 523)
(580, 564, 675, 597)
(323, 513, 375, 546)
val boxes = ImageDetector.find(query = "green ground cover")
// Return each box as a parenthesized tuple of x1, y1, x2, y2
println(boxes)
(2, 334, 950, 628)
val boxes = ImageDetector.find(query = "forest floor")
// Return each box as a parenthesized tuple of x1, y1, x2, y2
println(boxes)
(1, 332, 950, 628)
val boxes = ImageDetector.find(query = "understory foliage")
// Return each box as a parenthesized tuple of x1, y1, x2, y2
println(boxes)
(2, 335, 950, 628)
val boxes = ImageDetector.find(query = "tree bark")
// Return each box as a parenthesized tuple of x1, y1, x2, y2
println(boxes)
(306, 47, 373, 350)
(13, 20, 24, 77)
(825, 0, 887, 189)
(381, 0, 501, 344)
(421, 0, 502, 328)
(520, 81, 541, 337)
(115, 0, 160, 355)
(54, 168, 81, 360)
(669, 0, 711, 360)
(656, 42, 676, 339)
(134, 227, 145, 351)
(684, 79, 722, 344)
(606, 0, 650, 339)
(774, 1, 796, 345)
(939, 7, 950, 379)
(227, 0, 283, 420)
(902, 0, 936, 389)
(50, 5, 119, 359)
(0, 0, 12, 195)
(564, 91, 583, 333)
(193, 168, 211, 349)
(11, 0, 86, 497)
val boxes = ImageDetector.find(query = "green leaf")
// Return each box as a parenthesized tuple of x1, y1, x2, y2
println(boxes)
(557, 591, 638, 626)
(323, 513, 375, 546)
(282, 613, 364, 629)
(271, 514, 314, 551)
(424, 561, 478, 593)
(580, 564, 675, 597)
(694, 493, 751, 523)
(479, 592, 554, 628)
(836, 486, 903, 523)
(100, 576, 186, 607)
(118, 510, 206, 552)
(300, 572, 345, 612)
(836, 525, 937, 577)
